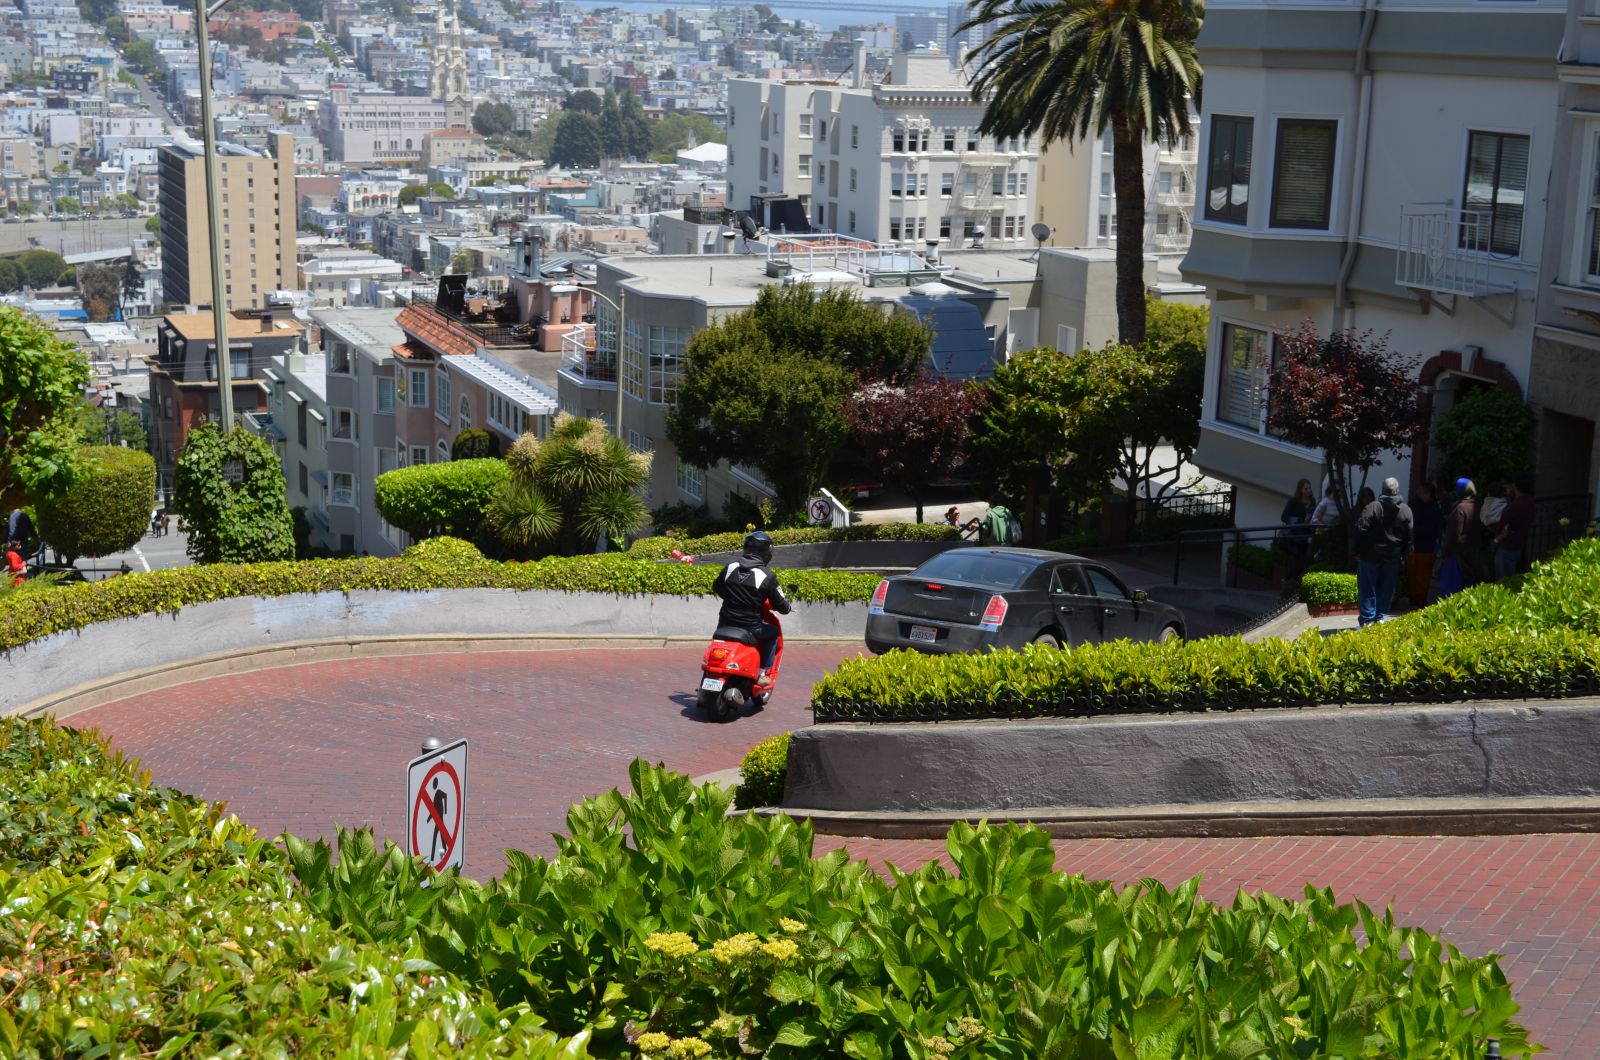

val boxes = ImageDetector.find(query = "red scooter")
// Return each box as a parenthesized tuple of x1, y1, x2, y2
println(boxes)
(697, 604, 783, 723)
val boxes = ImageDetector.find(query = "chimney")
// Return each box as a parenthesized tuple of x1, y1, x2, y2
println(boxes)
(851, 39, 866, 89)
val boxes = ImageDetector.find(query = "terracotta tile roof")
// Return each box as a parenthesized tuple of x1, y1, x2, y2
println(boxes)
(396, 303, 478, 359)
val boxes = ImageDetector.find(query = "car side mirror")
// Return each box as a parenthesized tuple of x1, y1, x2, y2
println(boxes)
(1133, 589, 1148, 602)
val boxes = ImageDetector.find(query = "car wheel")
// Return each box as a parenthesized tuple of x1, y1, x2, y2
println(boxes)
(1160, 624, 1182, 644)
(1032, 631, 1062, 649)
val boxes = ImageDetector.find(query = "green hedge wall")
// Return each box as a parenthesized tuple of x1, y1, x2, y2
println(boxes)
(628, 522, 958, 560)
(811, 538, 1600, 722)
(32, 445, 155, 562)
(373, 458, 510, 540)
(1301, 571, 1358, 607)
(6, 718, 1537, 1058)
(0, 538, 881, 653)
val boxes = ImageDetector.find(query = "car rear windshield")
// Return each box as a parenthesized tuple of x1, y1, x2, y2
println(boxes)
(911, 551, 1041, 590)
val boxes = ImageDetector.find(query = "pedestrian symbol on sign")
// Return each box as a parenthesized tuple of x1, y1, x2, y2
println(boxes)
(807, 495, 833, 526)
(406, 738, 467, 874)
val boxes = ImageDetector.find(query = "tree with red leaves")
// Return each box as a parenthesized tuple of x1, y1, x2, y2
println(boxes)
(846, 375, 986, 524)
(1266, 323, 1424, 521)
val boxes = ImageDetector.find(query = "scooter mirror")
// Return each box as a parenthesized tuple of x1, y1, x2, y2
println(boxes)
(785, 584, 799, 596)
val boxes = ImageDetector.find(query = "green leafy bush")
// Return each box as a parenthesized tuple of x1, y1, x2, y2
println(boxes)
(32, 445, 154, 561)
(1042, 528, 1110, 553)
(172, 422, 294, 563)
(812, 538, 1600, 722)
(1301, 570, 1358, 607)
(0, 551, 880, 652)
(1230, 541, 1276, 579)
(734, 732, 789, 809)
(628, 522, 958, 560)
(489, 416, 651, 556)
(0, 717, 588, 1056)
(374, 457, 510, 541)
(451, 427, 503, 460)
(1431, 385, 1535, 490)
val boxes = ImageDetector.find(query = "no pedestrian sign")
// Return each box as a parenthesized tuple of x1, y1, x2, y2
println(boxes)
(407, 738, 467, 873)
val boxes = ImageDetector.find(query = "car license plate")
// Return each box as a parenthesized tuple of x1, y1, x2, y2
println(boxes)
(909, 625, 939, 644)
(700, 676, 726, 692)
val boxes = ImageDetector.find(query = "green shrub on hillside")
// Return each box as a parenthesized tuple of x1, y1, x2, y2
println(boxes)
(12, 732, 1528, 1058)
(628, 522, 958, 560)
(734, 732, 789, 809)
(172, 423, 294, 563)
(32, 445, 155, 562)
(374, 457, 510, 541)
(1301, 570, 1358, 607)
(451, 427, 502, 460)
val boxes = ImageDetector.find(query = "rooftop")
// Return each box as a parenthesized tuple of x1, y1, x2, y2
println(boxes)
(163, 310, 306, 342)
(311, 306, 405, 352)
(443, 352, 558, 416)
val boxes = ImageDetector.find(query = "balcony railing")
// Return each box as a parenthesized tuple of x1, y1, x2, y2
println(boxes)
(560, 324, 616, 384)
(1396, 204, 1519, 300)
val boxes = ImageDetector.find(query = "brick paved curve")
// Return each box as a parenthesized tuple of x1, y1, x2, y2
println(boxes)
(70, 646, 1600, 1055)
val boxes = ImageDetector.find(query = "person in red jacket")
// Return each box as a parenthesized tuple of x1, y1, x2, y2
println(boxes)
(4, 539, 24, 589)
(1491, 471, 1537, 580)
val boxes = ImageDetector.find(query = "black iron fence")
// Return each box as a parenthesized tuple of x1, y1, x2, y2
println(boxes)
(1172, 523, 1291, 587)
(1527, 493, 1593, 564)
(1135, 485, 1236, 526)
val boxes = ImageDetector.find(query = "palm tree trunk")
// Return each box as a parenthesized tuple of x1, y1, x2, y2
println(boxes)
(1111, 116, 1148, 347)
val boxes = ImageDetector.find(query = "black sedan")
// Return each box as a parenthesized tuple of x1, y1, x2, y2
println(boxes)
(865, 547, 1186, 655)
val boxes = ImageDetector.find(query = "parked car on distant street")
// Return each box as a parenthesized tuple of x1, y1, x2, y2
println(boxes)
(865, 547, 1185, 654)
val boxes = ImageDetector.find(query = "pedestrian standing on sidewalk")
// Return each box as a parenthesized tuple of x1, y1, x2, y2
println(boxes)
(1407, 482, 1442, 606)
(1354, 477, 1413, 626)
(1491, 471, 1536, 580)
(1437, 479, 1481, 598)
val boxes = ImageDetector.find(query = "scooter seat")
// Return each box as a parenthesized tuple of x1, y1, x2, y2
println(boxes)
(712, 625, 759, 646)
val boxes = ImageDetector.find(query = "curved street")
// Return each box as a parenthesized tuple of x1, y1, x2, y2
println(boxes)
(67, 644, 1600, 1054)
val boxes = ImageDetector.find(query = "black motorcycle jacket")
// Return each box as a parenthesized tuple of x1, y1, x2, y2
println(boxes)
(711, 554, 792, 630)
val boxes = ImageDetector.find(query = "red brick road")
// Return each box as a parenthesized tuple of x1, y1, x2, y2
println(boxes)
(70, 647, 1600, 1055)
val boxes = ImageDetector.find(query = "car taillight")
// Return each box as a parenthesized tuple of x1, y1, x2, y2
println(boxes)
(978, 594, 1008, 631)
(868, 579, 889, 615)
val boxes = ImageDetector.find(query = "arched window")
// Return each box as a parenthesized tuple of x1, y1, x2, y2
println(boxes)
(459, 395, 471, 431)
(405, 138, 413, 150)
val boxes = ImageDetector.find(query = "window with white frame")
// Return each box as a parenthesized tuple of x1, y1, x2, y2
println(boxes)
(647, 325, 689, 404)
(410, 444, 429, 466)
(1588, 132, 1600, 283)
(851, 125, 858, 148)
(941, 172, 953, 197)
(799, 113, 812, 137)
(1462, 130, 1529, 256)
(1270, 119, 1337, 230)
(892, 130, 904, 152)
(849, 168, 857, 191)
(889, 218, 901, 240)
(332, 407, 353, 440)
(434, 367, 450, 420)
(331, 472, 354, 506)
(458, 395, 471, 432)
(1205, 115, 1253, 224)
(376, 377, 395, 413)
(676, 460, 704, 501)
(622, 318, 645, 400)
(944, 128, 955, 151)
(436, 439, 449, 461)
(626, 428, 646, 453)
(848, 209, 856, 232)
(1216, 323, 1272, 432)
(890, 173, 903, 198)
(798, 154, 811, 177)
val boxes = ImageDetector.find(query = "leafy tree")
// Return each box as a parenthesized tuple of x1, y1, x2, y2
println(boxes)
(489, 415, 651, 556)
(969, 347, 1101, 522)
(0, 306, 89, 507)
(124, 39, 156, 69)
(16, 202, 34, 216)
(0, 259, 19, 293)
(17, 250, 66, 289)
(1145, 297, 1208, 351)
(1431, 385, 1535, 491)
(53, 196, 81, 217)
(171, 422, 294, 563)
(599, 90, 626, 158)
(374, 458, 509, 542)
(670, 284, 930, 513)
(649, 111, 725, 162)
(550, 112, 601, 168)
(1266, 323, 1424, 521)
(447, 248, 473, 275)
(962, 0, 1201, 346)
(617, 90, 654, 159)
(472, 100, 519, 136)
(71, 401, 148, 452)
(451, 428, 501, 460)
(77, 263, 122, 321)
(33, 445, 154, 562)
(144, 214, 160, 234)
(563, 90, 602, 115)
(120, 259, 143, 307)
(846, 376, 985, 523)
(398, 181, 456, 206)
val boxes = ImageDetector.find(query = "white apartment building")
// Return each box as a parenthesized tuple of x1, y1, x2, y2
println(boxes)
(317, 87, 472, 165)
(726, 49, 1040, 249)
(1179, 0, 1565, 527)
(255, 351, 334, 551)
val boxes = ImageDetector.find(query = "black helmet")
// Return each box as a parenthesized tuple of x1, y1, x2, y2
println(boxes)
(743, 530, 773, 563)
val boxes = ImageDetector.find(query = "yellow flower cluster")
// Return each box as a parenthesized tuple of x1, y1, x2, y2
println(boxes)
(709, 932, 760, 964)
(955, 1017, 986, 1040)
(922, 1036, 957, 1056)
(636, 1032, 671, 1053)
(643, 931, 700, 959)
(778, 917, 805, 934)
(634, 1031, 713, 1058)
(709, 1014, 738, 1035)
(668, 1038, 712, 1058)
(759, 938, 799, 961)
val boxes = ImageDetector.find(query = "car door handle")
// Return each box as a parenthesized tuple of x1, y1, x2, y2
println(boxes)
(1056, 605, 1075, 613)
(1103, 608, 1116, 615)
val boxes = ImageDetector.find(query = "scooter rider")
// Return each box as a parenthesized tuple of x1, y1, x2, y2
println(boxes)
(711, 531, 791, 685)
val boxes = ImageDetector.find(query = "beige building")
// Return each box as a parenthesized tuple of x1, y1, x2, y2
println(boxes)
(421, 128, 492, 169)
(158, 131, 297, 310)
(317, 88, 473, 165)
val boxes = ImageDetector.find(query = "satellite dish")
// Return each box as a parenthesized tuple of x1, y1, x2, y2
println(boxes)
(1030, 222, 1052, 244)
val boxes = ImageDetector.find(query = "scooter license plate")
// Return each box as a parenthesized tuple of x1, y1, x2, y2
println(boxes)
(700, 676, 726, 692)
(909, 625, 939, 644)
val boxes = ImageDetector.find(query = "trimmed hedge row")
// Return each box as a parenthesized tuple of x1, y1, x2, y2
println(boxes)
(627, 522, 958, 560)
(1301, 570, 1358, 607)
(0, 717, 588, 1056)
(734, 732, 790, 809)
(812, 537, 1600, 722)
(6, 721, 1538, 1058)
(0, 538, 881, 653)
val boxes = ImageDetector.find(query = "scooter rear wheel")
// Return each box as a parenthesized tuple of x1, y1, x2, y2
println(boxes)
(696, 688, 723, 719)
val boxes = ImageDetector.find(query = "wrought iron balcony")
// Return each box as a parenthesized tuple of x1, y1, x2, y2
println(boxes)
(1395, 204, 1520, 301)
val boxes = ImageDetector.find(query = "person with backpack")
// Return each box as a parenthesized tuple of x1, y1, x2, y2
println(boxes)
(979, 502, 1022, 546)
(1353, 477, 1414, 626)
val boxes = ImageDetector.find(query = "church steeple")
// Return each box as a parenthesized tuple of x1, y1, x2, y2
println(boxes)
(429, 0, 469, 102)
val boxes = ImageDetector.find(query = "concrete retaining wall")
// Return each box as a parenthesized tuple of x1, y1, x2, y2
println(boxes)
(4, 590, 866, 716)
(783, 701, 1600, 812)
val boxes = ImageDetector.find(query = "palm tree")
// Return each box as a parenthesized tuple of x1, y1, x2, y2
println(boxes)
(961, 0, 1202, 346)
(489, 413, 652, 555)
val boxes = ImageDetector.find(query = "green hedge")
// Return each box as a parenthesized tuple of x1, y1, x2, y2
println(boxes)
(33, 445, 155, 562)
(734, 732, 789, 809)
(8, 720, 1536, 1057)
(812, 537, 1600, 722)
(0, 717, 587, 1056)
(373, 458, 510, 540)
(0, 539, 881, 653)
(628, 522, 958, 560)
(1301, 570, 1358, 607)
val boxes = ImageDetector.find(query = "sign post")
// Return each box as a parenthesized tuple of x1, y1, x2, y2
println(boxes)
(406, 736, 467, 874)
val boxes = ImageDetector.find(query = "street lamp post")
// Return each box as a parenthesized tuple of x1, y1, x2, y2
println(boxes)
(552, 283, 625, 442)
(195, 0, 236, 431)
